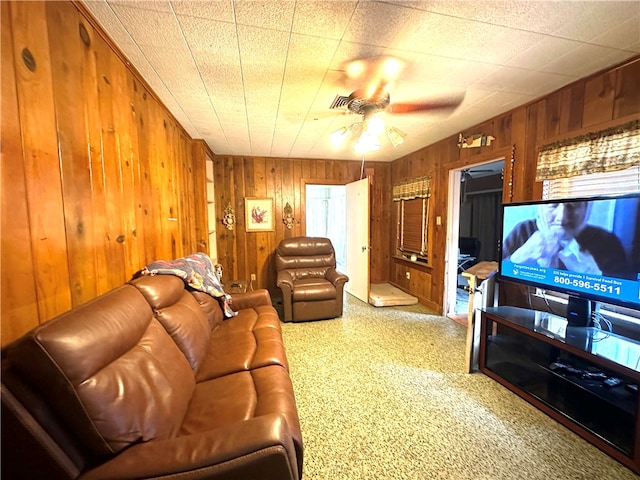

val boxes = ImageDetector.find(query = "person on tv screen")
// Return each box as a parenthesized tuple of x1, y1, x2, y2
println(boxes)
(502, 201, 633, 279)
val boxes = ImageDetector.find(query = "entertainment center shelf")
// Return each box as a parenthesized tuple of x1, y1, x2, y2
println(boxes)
(479, 306, 640, 474)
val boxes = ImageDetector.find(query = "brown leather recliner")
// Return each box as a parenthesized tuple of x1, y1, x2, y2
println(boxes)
(275, 237, 349, 322)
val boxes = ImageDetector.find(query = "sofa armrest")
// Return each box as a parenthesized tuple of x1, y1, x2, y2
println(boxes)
(229, 289, 272, 311)
(80, 414, 299, 480)
(325, 267, 349, 286)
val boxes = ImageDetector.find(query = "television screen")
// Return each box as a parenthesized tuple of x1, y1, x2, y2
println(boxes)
(499, 193, 640, 310)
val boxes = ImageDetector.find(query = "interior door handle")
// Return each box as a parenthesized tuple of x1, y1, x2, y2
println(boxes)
(361, 246, 370, 252)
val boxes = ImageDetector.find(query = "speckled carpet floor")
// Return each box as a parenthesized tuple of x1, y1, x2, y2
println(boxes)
(281, 294, 637, 480)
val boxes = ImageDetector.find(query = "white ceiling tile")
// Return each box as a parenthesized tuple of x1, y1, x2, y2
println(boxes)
(591, 14, 640, 52)
(107, 1, 173, 13)
(552, 2, 640, 43)
(170, 0, 234, 22)
(291, 1, 357, 39)
(233, 0, 295, 31)
(109, 4, 184, 47)
(177, 15, 238, 59)
(543, 44, 636, 79)
(342, 2, 412, 48)
(409, 1, 580, 35)
(82, 0, 639, 162)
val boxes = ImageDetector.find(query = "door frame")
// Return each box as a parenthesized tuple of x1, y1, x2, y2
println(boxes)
(443, 158, 506, 318)
(444, 169, 463, 318)
(301, 177, 371, 303)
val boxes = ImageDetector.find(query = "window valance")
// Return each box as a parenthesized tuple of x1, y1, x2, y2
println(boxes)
(392, 176, 431, 201)
(536, 119, 640, 181)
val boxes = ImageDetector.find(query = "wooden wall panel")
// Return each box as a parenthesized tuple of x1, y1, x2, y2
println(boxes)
(10, 1, 73, 320)
(212, 157, 391, 294)
(390, 56, 640, 314)
(616, 60, 640, 118)
(1, 1, 40, 344)
(192, 140, 210, 253)
(2, 1, 638, 345)
(1, 1, 206, 346)
(47, 3, 97, 304)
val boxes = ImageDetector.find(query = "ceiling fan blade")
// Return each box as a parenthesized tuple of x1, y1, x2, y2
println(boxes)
(388, 96, 464, 114)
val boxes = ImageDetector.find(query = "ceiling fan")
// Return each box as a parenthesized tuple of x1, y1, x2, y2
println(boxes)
(328, 56, 465, 154)
(461, 168, 497, 182)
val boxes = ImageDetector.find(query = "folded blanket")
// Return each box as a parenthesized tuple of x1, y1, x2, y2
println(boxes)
(138, 252, 236, 318)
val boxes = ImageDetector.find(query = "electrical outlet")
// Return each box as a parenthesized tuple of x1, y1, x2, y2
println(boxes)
(405, 271, 410, 280)
(251, 273, 257, 281)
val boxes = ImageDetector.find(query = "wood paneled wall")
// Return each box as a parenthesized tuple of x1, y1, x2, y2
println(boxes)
(391, 56, 640, 312)
(2, 1, 638, 345)
(212, 156, 391, 295)
(1, 1, 208, 345)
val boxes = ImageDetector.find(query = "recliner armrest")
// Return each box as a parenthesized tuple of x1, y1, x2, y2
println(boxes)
(276, 271, 295, 292)
(325, 268, 349, 286)
(80, 414, 299, 480)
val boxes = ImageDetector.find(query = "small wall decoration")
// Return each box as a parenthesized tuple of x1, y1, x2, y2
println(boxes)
(282, 202, 295, 229)
(222, 201, 236, 230)
(458, 133, 495, 149)
(245, 197, 274, 232)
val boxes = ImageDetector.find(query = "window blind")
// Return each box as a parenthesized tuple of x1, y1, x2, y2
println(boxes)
(542, 165, 640, 324)
(542, 165, 640, 199)
(400, 198, 426, 254)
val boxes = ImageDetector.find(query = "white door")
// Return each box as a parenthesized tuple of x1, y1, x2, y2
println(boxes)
(345, 177, 370, 302)
(445, 169, 463, 317)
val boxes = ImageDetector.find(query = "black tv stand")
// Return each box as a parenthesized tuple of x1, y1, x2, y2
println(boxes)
(480, 306, 640, 474)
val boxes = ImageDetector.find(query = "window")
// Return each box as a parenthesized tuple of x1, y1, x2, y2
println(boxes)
(542, 165, 640, 198)
(393, 176, 430, 262)
(398, 197, 428, 255)
(539, 165, 640, 330)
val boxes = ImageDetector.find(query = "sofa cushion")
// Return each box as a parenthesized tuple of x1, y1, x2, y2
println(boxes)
(181, 366, 302, 456)
(131, 275, 211, 372)
(196, 306, 288, 382)
(191, 290, 224, 330)
(6, 284, 195, 457)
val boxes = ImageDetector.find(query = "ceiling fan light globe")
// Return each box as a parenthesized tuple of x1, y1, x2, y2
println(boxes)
(346, 60, 366, 79)
(386, 126, 406, 147)
(367, 116, 385, 136)
(330, 126, 350, 147)
(354, 130, 381, 154)
(381, 57, 403, 79)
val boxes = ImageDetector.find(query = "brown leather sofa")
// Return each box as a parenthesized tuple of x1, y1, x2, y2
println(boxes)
(275, 237, 349, 322)
(1, 274, 303, 480)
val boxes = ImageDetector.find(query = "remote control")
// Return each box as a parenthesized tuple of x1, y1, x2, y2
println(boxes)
(603, 377, 623, 388)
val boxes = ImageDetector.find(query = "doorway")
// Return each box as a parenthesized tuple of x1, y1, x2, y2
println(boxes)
(305, 184, 347, 272)
(445, 159, 504, 323)
(305, 178, 371, 304)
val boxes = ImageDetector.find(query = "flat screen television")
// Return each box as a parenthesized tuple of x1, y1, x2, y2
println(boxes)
(499, 193, 640, 323)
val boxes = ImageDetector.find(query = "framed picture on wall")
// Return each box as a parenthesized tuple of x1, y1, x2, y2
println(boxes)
(245, 197, 274, 232)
